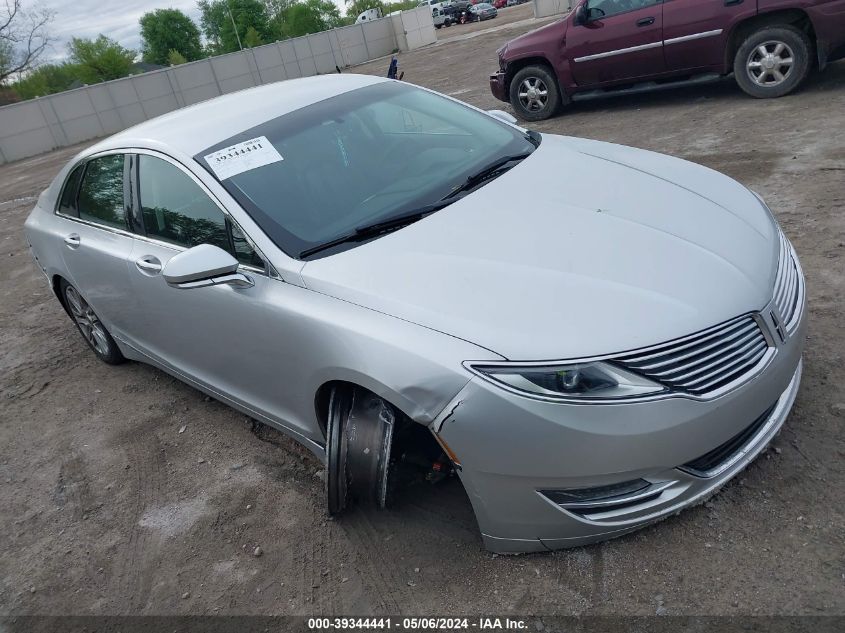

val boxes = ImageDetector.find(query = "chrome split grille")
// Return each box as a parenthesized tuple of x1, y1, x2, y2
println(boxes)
(614, 315, 770, 396)
(773, 230, 801, 331)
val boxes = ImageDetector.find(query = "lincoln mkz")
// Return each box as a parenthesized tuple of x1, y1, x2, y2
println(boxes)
(24, 75, 805, 553)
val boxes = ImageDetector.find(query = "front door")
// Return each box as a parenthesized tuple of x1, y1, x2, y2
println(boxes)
(567, 0, 666, 86)
(123, 153, 294, 426)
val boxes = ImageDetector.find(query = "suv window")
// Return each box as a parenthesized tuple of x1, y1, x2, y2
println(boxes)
(588, 0, 660, 20)
(138, 154, 263, 267)
(58, 164, 85, 217)
(77, 154, 127, 229)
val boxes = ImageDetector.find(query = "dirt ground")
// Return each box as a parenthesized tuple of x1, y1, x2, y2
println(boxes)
(1, 7, 844, 617)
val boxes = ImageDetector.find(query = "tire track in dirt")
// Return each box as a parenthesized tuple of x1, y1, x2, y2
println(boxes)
(338, 508, 418, 614)
(114, 417, 168, 612)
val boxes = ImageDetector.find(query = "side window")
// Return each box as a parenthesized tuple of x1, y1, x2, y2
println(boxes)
(589, 0, 659, 20)
(77, 154, 126, 229)
(230, 222, 265, 268)
(138, 154, 263, 267)
(139, 154, 230, 251)
(57, 164, 85, 217)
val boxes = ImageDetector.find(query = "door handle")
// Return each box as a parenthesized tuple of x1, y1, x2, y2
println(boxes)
(725, 0, 743, 5)
(637, 17, 655, 26)
(135, 256, 163, 274)
(64, 233, 80, 249)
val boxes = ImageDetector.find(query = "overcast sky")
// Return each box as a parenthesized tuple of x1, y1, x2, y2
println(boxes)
(40, 0, 349, 60)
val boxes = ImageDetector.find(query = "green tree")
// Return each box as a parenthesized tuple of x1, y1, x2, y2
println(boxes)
(244, 26, 264, 47)
(139, 8, 203, 65)
(167, 49, 188, 65)
(12, 62, 81, 98)
(282, 0, 342, 37)
(198, 0, 272, 54)
(67, 35, 136, 83)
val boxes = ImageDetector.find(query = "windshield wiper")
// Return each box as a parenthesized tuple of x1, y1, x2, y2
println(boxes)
(445, 152, 532, 199)
(299, 196, 466, 259)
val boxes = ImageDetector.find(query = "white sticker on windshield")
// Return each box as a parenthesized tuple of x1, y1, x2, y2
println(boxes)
(204, 136, 283, 180)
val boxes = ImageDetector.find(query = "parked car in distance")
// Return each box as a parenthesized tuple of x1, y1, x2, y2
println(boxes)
(491, 0, 845, 120)
(25, 74, 805, 553)
(432, 7, 453, 28)
(493, 0, 508, 9)
(470, 2, 498, 20)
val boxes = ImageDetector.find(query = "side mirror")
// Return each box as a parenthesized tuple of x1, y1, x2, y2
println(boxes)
(573, 3, 587, 26)
(162, 244, 254, 290)
(487, 109, 518, 124)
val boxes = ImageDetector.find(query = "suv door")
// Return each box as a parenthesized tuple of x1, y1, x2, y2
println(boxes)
(662, 0, 757, 72)
(57, 153, 138, 339)
(567, 0, 666, 86)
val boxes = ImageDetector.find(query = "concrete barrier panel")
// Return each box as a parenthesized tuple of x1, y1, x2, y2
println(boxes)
(534, 0, 571, 19)
(0, 127, 56, 162)
(362, 19, 397, 58)
(253, 44, 288, 83)
(0, 100, 48, 136)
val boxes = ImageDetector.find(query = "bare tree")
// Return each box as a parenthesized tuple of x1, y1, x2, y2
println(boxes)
(0, 0, 53, 84)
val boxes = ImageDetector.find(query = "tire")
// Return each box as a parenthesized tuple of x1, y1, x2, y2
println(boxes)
(733, 25, 812, 99)
(326, 386, 395, 515)
(60, 279, 125, 365)
(509, 64, 562, 122)
(436, 24, 442, 29)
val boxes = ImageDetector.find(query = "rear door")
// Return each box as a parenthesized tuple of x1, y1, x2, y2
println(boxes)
(567, 0, 666, 86)
(662, 0, 758, 72)
(57, 153, 137, 338)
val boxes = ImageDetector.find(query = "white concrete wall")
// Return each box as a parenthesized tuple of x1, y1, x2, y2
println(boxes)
(391, 6, 437, 53)
(0, 10, 436, 165)
(534, 0, 572, 19)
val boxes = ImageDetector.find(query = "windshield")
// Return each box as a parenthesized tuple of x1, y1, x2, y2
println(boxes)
(195, 81, 537, 258)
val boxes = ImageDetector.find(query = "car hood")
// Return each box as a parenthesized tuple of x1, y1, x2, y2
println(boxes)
(301, 135, 779, 360)
(500, 18, 565, 58)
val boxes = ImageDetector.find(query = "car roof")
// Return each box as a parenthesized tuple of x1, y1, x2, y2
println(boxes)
(85, 74, 389, 158)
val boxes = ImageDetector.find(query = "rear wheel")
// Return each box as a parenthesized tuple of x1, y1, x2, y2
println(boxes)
(60, 280, 125, 365)
(509, 64, 562, 121)
(734, 25, 812, 98)
(326, 386, 396, 515)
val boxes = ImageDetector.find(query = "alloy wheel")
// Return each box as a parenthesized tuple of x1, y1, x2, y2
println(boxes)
(65, 286, 111, 356)
(747, 41, 795, 87)
(517, 76, 548, 112)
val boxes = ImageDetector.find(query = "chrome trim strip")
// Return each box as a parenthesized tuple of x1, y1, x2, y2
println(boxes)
(679, 361, 802, 479)
(573, 40, 662, 63)
(464, 312, 778, 405)
(573, 29, 723, 64)
(557, 481, 676, 510)
(664, 29, 723, 46)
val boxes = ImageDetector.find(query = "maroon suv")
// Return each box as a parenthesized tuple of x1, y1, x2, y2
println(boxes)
(490, 0, 845, 120)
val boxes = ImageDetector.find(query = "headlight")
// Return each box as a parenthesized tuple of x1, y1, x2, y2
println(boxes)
(467, 361, 666, 401)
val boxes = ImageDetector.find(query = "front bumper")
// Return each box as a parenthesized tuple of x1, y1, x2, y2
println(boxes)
(490, 71, 507, 102)
(436, 299, 806, 553)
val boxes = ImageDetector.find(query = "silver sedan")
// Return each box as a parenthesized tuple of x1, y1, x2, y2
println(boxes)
(24, 74, 805, 553)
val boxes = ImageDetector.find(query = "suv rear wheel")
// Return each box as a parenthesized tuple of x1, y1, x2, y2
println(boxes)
(734, 25, 812, 99)
(509, 65, 562, 122)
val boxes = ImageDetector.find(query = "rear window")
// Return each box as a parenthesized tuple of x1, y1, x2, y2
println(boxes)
(57, 164, 85, 217)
